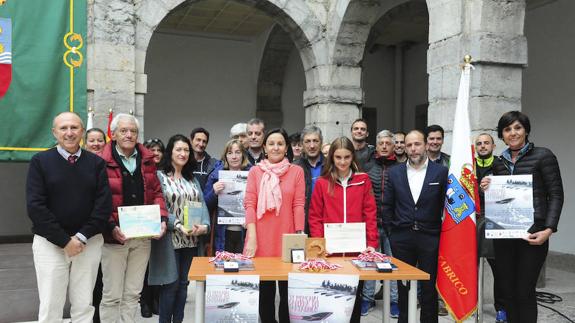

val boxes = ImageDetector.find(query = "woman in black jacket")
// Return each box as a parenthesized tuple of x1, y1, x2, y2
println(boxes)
(481, 111, 564, 323)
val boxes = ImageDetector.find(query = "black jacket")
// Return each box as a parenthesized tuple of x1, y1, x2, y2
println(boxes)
(383, 161, 448, 234)
(492, 142, 564, 232)
(293, 156, 323, 234)
(365, 154, 398, 221)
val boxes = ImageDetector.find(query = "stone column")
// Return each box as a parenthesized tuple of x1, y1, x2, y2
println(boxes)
(88, 0, 138, 133)
(427, 0, 527, 151)
(303, 63, 363, 143)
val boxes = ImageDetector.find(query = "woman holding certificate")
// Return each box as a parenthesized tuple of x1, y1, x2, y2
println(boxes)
(149, 134, 210, 323)
(204, 139, 251, 253)
(481, 111, 564, 323)
(243, 128, 305, 323)
(308, 136, 378, 322)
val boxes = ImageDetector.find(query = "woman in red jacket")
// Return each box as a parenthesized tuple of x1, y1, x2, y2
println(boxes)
(308, 136, 378, 322)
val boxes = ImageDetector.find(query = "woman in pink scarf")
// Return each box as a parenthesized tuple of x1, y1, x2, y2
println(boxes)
(243, 128, 305, 323)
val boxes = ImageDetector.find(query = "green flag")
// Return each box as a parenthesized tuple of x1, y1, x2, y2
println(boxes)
(0, 0, 87, 161)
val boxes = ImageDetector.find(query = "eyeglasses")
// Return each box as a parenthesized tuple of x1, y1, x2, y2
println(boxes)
(145, 138, 162, 144)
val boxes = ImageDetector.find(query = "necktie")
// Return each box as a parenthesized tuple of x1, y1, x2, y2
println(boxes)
(68, 155, 78, 164)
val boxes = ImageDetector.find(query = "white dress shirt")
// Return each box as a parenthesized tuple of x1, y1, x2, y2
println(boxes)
(406, 158, 428, 204)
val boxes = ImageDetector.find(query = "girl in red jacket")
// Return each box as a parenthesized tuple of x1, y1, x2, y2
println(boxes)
(308, 136, 379, 322)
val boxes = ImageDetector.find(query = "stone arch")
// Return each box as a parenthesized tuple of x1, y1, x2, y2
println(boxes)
(256, 24, 298, 129)
(134, 0, 323, 88)
(330, 0, 414, 67)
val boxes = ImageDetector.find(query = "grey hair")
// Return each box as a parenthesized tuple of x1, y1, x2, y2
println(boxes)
(230, 123, 247, 138)
(301, 125, 323, 143)
(110, 113, 140, 133)
(376, 129, 394, 142)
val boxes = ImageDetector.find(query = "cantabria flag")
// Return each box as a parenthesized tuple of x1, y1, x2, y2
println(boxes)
(436, 60, 478, 322)
(0, 0, 87, 161)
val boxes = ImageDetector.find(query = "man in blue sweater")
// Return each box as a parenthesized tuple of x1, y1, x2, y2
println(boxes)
(26, 112, 112, 323)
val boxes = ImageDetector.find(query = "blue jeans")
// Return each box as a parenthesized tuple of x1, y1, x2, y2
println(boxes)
(159, 247, 197, 323)
(362, 227, 398, 303)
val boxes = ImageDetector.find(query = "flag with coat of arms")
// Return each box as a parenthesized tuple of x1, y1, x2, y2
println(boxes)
(436, 58, 478, 322)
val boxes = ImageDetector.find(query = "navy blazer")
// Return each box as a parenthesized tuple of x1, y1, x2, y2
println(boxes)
(382, 160, 448, 234)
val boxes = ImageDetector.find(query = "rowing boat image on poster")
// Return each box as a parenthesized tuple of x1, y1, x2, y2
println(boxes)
(205, 275, 259, 322)
(484, 174, 534, 239)
(217, 170, 249, 225)
(288, 273, 359, 322)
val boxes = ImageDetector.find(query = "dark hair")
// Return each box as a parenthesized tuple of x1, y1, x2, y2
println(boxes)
(262, 128, 293, 162)
(190, 127, 210, 143)
(288, 132, 302, 145)
(350, 118, 368, 130)
(85, 128, 107, 142)
(394, 131, 406, 137)
(321, 136, 360, 195)
(497, 111, 530, 141)
(424, 124, 444, 139)
(158, 134, 196, 181)
(144, 138, 165, 152)
(406, 129, 427, 144)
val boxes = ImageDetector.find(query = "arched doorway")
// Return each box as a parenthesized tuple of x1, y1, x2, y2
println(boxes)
(136, 0, 317, 151)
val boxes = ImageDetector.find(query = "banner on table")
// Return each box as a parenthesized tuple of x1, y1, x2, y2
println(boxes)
(436, 61, 478, 322)
(0, 0, 87, 161)
(288, 273, 359, 323)
(217, 170, 249, 225)
(205, 275, 259, 323)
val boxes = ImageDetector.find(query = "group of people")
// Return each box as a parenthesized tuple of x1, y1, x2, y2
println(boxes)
(26, 110, 563, 323)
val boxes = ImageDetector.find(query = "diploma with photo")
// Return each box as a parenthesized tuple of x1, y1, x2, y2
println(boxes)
(485, 175, 534, 239)
(324, 223, 366, 254)
(118, 204, 161, 239)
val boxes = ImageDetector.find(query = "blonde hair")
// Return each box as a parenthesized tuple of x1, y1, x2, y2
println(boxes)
(220, 139, 249, 170)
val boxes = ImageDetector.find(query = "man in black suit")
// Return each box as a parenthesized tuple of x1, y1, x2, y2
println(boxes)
(383, 130, 448, 323)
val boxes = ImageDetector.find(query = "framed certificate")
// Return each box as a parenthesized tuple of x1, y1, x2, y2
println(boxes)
(324, 222, 366, 254)
(118, 204, 161, 239)
(485, 175, 534, 239)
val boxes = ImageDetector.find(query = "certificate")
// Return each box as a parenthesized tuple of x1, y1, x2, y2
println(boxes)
(324, 222, 366, 254)
(118, 204, 161, 239)
(485, 175, 534, 239)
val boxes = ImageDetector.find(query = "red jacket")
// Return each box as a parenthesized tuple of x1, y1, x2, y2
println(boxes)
(99, 142, 168, 243)
(308, 172, 379, 249)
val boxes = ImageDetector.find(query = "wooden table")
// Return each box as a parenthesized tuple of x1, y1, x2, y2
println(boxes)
(189, 257, 429, 323)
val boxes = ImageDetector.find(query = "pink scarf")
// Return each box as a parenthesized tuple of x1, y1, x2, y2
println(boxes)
(256, 158, 290, 219)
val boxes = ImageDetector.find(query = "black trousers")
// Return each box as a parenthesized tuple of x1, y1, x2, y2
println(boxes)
(390, 229, 439, 323)
(493, 239, 548, 323)
(485, 258, 505, 312)
(224, 230, 245, 254)
(260, 281, 289, 323)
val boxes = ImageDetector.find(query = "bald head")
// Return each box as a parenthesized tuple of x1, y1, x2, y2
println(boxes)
(52, 112, 84, 153)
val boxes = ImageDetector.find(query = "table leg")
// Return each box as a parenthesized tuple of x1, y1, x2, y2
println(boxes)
(195, 281, 205, 323)
(408, 280, 417, 323)
(383, 280, 391, 323)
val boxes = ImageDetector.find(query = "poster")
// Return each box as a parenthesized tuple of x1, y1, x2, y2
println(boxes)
(485, 175, 533, 239)
(205, 275, 259, 323)
(288, 273, 359, 323)
(217, 171, 249, 225)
